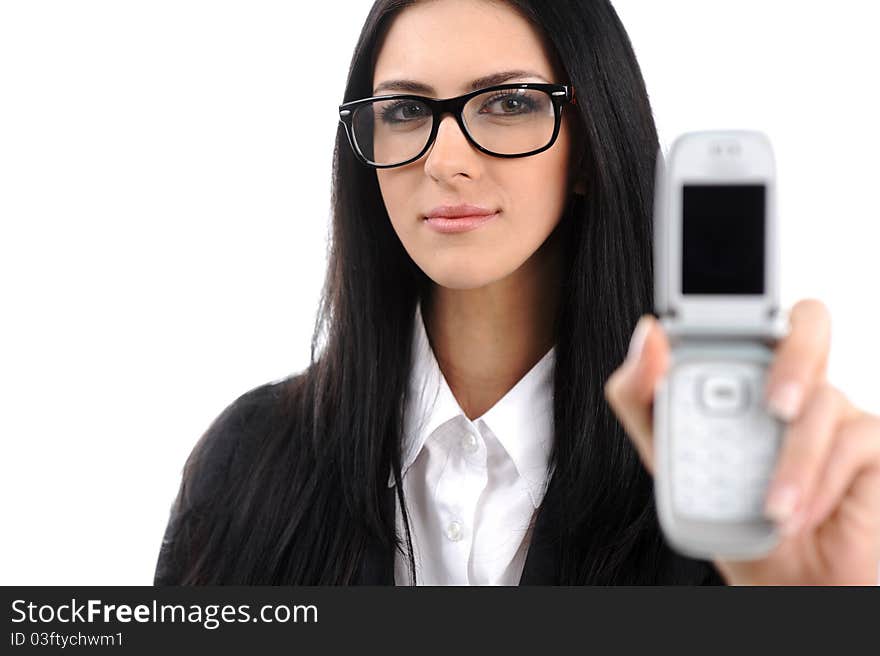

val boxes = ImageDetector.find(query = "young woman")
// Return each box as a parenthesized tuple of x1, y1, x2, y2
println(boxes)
(154, 0, 880, 585)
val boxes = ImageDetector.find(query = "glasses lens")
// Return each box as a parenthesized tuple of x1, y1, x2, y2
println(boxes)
(463, 88, 555, 155)
(352, 97, 433, 166)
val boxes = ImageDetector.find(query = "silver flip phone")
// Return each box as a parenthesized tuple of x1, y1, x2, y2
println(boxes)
(653, 130, 789, 560)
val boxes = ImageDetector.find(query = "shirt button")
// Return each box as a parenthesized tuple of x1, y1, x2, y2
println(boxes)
(445, 520, 463, 541)
(461, 432, 479, 454)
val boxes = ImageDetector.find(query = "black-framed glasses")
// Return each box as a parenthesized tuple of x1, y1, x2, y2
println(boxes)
(338, 82, 577, 169)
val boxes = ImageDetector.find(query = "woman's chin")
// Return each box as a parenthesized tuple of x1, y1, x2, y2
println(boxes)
(423, 267, 507, 292)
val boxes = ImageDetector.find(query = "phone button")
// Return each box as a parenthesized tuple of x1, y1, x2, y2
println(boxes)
(700, 375, 748, 413)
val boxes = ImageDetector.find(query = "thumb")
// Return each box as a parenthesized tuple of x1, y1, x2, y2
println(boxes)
(622, 314, 670, 404)
(604, 315, 670, 473)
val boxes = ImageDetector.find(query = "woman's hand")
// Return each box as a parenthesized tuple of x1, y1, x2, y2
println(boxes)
(604, 298, 880, 585)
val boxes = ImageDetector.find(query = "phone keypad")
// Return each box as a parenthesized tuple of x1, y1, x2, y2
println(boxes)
(670, 364, 782, 522)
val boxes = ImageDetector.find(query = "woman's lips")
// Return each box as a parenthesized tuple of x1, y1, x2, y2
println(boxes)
(423, 212, 500, 233)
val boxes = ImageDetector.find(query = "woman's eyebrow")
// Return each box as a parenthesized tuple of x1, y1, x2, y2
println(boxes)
(372, 69, 549, 95)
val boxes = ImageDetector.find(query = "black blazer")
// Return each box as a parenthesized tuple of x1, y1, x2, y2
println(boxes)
(153, 383, 725, 586)
(350, 461, 724, 585)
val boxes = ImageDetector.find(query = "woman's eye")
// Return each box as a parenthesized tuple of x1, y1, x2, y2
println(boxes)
(482, 94, 535, 114)
(382, 101, 428, 123)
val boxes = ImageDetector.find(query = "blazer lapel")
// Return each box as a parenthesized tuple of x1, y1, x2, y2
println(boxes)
(517, 479, 560, 585)
(352, 483, 397, 585)
(518, 465, 561, 585)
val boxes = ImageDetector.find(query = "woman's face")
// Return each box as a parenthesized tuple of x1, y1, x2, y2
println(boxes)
(373, 0, 579, 291)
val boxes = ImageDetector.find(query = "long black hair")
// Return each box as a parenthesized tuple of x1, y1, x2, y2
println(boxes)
(155, 0, 718, 585)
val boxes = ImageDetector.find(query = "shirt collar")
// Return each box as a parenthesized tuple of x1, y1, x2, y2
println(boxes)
(388, 299, 556, 509)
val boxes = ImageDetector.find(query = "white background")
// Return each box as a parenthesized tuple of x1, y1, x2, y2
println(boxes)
(1, 1, 877, 584)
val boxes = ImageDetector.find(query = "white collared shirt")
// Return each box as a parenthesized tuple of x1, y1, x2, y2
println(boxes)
(389, 300, 556, 585)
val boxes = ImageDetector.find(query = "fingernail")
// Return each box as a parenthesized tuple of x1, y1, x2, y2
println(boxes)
(780, 507, 808, 536)
(627, 316, 651, 363)
(765, 483, 800, 522)
(768, 381, 803, 422)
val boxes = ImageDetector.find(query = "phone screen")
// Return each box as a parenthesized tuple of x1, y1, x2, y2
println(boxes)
(681, 184, 765, 294)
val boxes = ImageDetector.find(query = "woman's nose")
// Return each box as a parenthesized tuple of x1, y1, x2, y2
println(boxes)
(422, 113, 482, 180)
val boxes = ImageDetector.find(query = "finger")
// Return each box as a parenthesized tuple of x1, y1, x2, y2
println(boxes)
(763, 382, 850, 532)
(765, 298, 832, 422)
(605, 358, 654, 470)
(802, 412, 880, 535)
(604, 315, 669, 473)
